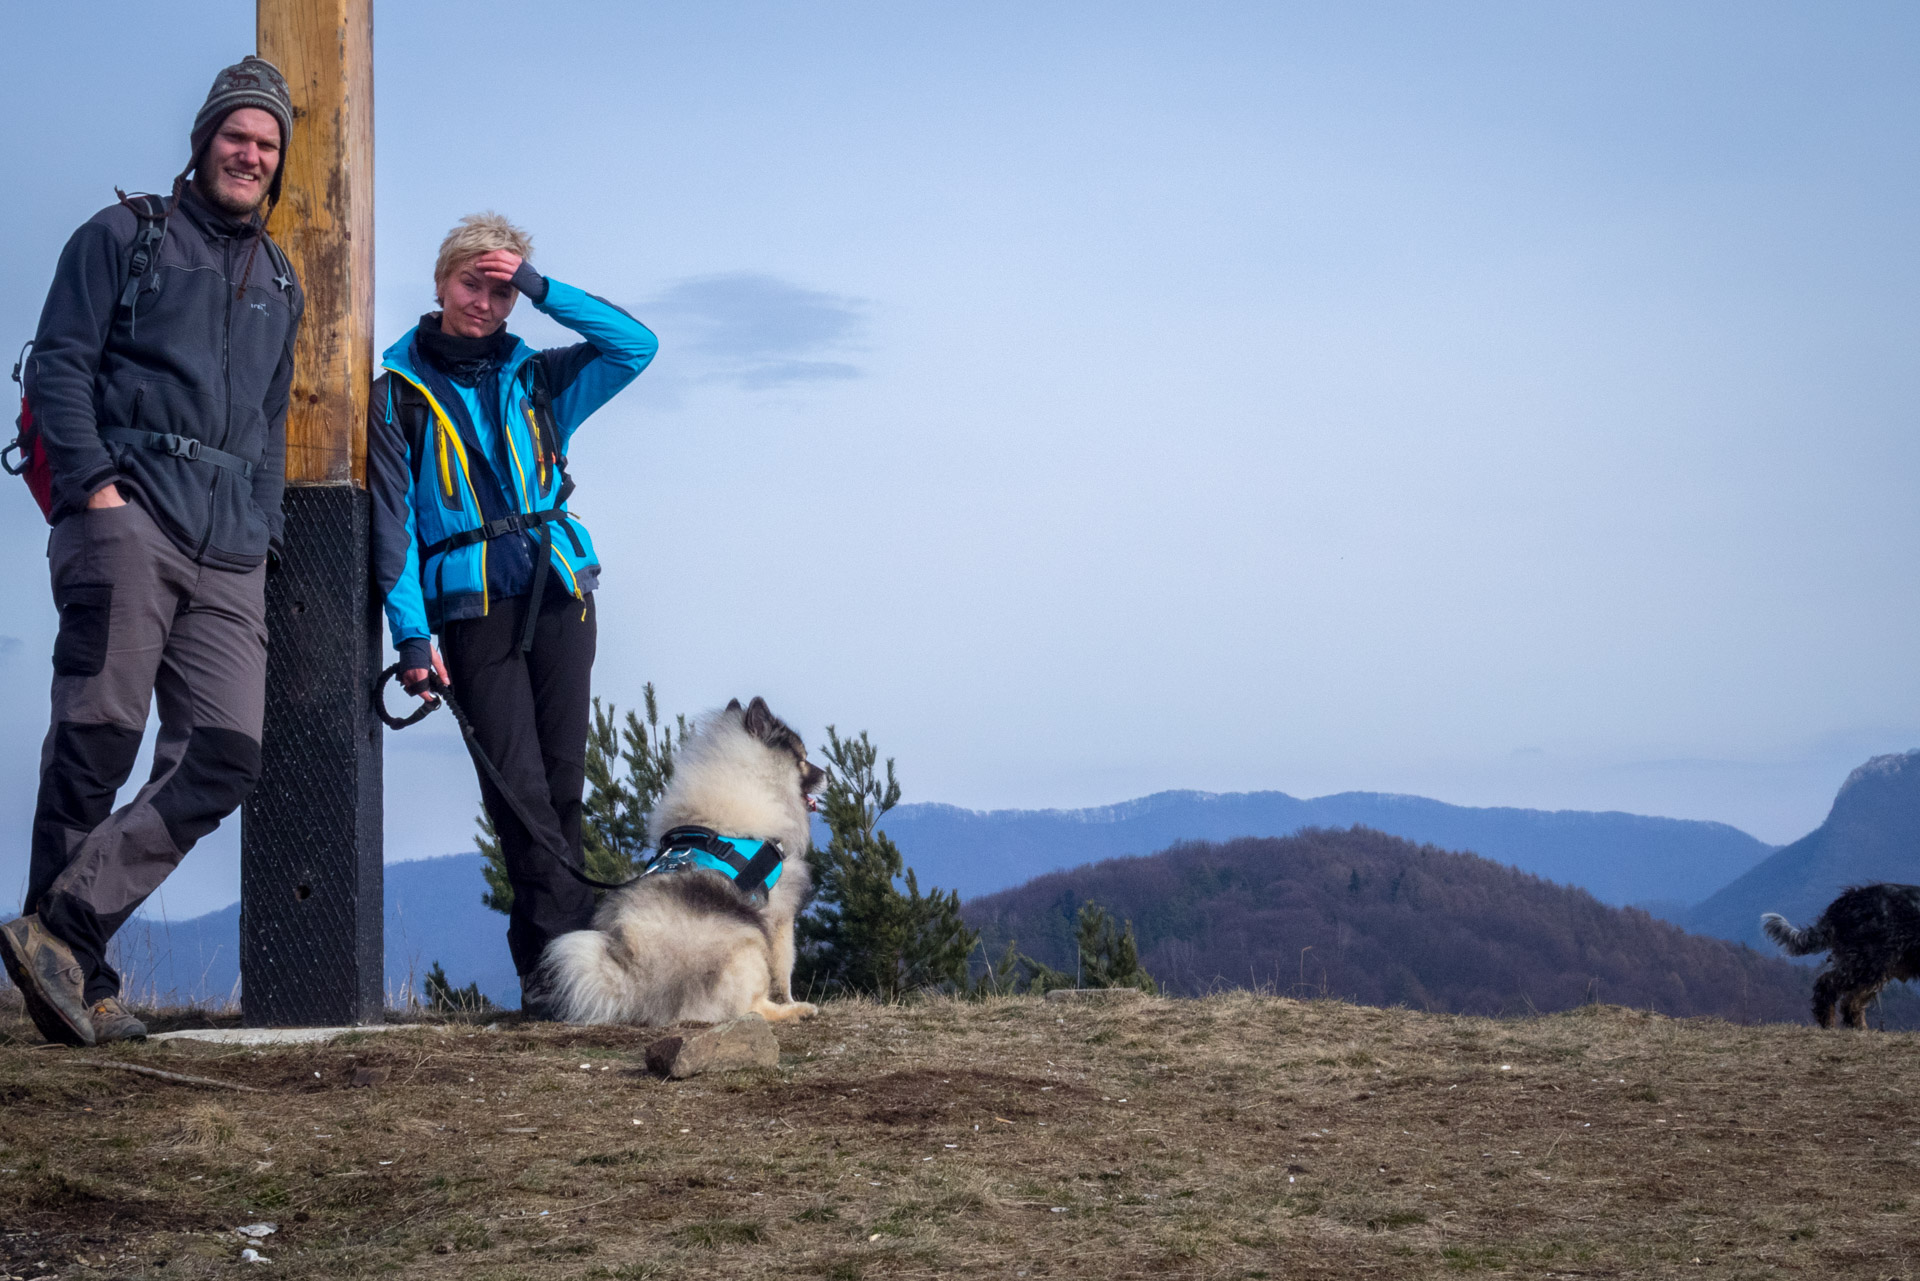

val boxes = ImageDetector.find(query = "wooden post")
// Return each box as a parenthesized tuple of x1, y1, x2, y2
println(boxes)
(240, 0, 383, 1026)
(260, 0, 373, 483)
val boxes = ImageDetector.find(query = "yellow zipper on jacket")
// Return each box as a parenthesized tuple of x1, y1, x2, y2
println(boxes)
(524, 401, 550, 491)
(388, 369, 473, 508)
(552, 536, 581, 597)
(502, 401, 532, 505)
(387, 367, 490, 616)
(515, 382, 578, 597)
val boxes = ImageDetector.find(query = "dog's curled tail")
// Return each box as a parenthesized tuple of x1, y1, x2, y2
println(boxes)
(1761, 912, 1829, 956)
(534, 929, 634, 1025)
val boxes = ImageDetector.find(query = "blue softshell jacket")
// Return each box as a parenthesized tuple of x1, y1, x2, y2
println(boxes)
(368, 279, 656, 658)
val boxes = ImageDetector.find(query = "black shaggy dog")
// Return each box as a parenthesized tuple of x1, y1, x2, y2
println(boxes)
(1762, 884, 1920, 1029)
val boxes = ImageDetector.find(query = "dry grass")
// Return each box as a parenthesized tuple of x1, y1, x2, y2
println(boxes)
(1, 987, 1917, 1279)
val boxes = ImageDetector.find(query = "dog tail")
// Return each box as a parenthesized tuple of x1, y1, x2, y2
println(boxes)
(534, 929, 635, 1025)
(1761, 911, 1829, 956)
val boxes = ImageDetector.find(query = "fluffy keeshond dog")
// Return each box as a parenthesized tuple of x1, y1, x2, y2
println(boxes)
(1763, 883, 1920, 1029)
(534, 696, 825, 1025)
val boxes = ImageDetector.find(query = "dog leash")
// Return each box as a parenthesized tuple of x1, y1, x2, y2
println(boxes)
(374, 665, 635, 892)
(372, 666, 787, 899)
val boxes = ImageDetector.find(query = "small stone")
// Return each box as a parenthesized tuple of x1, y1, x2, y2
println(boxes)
(350, 1066, 390, 1087)
(645, 1014, 779, 1078)
(1043, 987, 1146, 1004)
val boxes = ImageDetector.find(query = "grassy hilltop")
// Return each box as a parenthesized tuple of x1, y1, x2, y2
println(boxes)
(3, 990, 1918, 1279)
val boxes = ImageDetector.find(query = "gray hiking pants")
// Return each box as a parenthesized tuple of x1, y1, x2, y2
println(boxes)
(24, 500, 266, 1002)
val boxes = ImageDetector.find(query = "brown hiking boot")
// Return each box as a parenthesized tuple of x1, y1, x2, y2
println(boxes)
(0, 914, 95, 1047)
(89, 996, 147, 1044)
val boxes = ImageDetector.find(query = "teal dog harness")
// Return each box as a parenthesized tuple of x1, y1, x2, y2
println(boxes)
(643, 826, 786, 900)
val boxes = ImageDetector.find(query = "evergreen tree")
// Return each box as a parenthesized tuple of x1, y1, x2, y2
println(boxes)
(1074, 901, 1158, 993)
(479, 684, 683, 915)
(423, 960, 494, 1013)
(478, 809, 509, 913)
(965, 904, 1152, 997)
(797, 727, 977, 999)
(970, 937, 1072, 996)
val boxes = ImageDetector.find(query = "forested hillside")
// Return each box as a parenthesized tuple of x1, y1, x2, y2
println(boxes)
(965, 827, 1831, 1023)
(884, 789, 1773, 906)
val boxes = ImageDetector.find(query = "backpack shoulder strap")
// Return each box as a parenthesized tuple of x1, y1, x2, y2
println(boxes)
(112, 190, 169, 312)
(521, 354, 575, 503)
(390, 373, 427, 413)
(386, 374, 433, 456)
(525, 351, 553, 417)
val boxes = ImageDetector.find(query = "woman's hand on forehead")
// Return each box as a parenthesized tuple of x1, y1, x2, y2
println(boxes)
(470, 249, 524, 282)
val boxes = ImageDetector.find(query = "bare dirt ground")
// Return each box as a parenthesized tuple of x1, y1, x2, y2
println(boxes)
(1, 989, 1915, 1280)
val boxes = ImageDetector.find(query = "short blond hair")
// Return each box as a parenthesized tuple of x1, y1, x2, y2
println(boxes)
(434, 212, 534, 287)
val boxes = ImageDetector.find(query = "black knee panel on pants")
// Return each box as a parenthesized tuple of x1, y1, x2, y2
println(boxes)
(151, 727, 262, 852)
(37, 722, 144, 833)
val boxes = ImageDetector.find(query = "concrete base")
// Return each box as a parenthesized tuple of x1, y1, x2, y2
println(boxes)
(149, 1024, 414, 1046)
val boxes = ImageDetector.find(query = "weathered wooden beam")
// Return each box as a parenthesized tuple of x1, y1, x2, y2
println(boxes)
(258, 0, 373, 485)
(243, 0, 383, 1027)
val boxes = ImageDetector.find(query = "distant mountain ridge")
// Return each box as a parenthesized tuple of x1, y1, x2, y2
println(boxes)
(110, 854, 520, 1010)
(1687, 751, 1920, 950)
(103, 786, 1790, 1010)
(886, 789, 1776, 907)
(963, 827, 1826, 1022)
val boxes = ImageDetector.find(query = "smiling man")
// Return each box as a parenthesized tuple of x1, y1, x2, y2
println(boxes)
(0, 57, 305, 1046)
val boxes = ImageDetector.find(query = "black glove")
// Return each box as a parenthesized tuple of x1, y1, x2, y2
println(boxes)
(510, 260, 550, 304)
(397, 636, 436, 695)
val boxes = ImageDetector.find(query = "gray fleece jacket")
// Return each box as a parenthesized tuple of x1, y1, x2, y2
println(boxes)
(28, 185, 303, 568)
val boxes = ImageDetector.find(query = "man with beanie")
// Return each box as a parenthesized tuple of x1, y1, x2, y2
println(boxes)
(0, 57, 305, 1046)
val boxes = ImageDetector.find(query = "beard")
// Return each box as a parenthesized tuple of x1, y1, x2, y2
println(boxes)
(193, 165, 269, 217)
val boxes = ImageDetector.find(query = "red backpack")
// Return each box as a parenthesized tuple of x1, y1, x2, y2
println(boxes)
(5, 343, 53, 522)
(7, 194, 170, 523)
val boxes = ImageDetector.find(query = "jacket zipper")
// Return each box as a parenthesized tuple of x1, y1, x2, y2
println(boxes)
(117, 385, 147, 488)
(220, 248, 234, 450)
(197, 235, 237, 560)
(524, 388, 549, 492)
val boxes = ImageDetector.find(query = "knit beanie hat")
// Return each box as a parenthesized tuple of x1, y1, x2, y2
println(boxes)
(189, 56, 294, 205)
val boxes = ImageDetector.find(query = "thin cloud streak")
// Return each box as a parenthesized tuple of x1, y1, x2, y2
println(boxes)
(641, 272, 866, 391)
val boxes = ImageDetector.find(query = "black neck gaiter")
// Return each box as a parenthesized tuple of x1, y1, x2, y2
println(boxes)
(415, 312, 514, 387)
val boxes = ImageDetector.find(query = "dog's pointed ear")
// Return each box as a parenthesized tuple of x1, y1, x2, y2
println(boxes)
(725, 698, 743, 714)
(743, 696, 774, 739)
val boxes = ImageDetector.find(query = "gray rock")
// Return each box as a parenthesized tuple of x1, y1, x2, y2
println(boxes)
(645, 1014, 779, 1078)
(1043, 987, 1147, 1004)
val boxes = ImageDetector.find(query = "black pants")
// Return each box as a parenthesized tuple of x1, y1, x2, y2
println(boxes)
(441, 589, 597, 984)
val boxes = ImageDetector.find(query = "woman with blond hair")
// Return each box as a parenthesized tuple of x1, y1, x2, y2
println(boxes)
(369, 212, 656, 1015)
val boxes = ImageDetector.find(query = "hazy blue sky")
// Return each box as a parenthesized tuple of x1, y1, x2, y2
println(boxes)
(3, 2, 1917, 917)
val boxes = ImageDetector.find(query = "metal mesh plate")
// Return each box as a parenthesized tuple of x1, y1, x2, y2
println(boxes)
(239, 485, 384, 1025)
